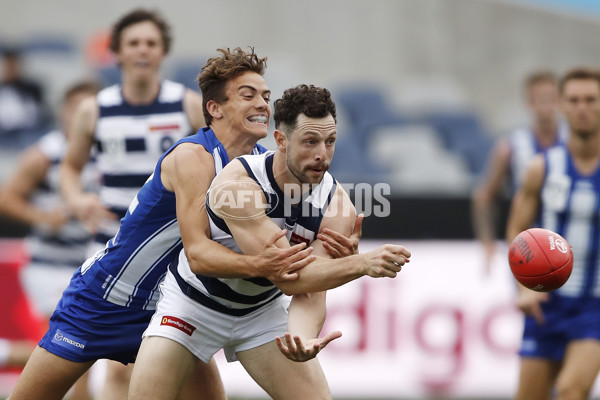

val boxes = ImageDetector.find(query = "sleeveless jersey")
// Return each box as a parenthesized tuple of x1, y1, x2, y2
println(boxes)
(26, 130, 97, 267)
(80, 128, 266, 310)
(508, 125, 566, 192)
(541, 145, 600, 299)
(173, 151, 337, 316)
(93, 80, 192, 245)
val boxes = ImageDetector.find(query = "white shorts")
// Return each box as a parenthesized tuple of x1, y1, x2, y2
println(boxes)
(20, 263, 76, 317)
(144, 271, 289, 363)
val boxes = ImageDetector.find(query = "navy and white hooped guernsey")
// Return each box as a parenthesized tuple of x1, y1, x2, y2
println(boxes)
(173, 151, 337, 316)
(26, 130, 97, 268)
(80, 127, 266, 310)
(93, 80, 192, 246)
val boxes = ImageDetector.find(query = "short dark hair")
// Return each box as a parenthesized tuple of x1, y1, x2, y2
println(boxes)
(63, 80, 100, 104)
(109, 8, 172, 54)
(559, 67, 600, 94)
(274, 84, 337, 133)
(197, 47, 267, 126)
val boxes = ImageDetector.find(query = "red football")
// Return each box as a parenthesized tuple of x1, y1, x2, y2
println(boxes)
(508, 228, 573, 292)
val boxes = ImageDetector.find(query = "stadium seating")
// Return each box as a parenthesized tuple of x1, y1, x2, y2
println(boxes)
(368, 124, 474, 196)
(168, 57, 207, 91)
(422, 110, 494, 175)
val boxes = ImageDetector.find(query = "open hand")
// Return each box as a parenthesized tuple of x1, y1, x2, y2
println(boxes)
(275, 331, 342, 362)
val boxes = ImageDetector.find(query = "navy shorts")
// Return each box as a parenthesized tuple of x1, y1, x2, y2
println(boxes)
(39, 271, 155, 364)
(520, 295, 600, 361)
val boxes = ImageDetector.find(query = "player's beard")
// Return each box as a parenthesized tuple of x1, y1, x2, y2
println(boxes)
(286, 157, 329, 185)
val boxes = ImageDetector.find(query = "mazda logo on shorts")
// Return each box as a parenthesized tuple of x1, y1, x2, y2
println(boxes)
(54, 332, 64, 341)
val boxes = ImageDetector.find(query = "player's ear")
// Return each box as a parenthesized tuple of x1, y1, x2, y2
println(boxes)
(274, 130, 287, 152)
(206, 100, 222, 120)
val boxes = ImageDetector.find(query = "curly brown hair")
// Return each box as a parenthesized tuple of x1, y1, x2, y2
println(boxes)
(109, 8, 172, 54)
(274, 84, 337, 134)
(197, 47, 267, 126)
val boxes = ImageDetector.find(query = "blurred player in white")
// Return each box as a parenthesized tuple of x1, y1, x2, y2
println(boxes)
(0, 81, 99, 400)
(472, 71, 566, 272)
(129, 84, 411, 400)
(506, 67, 600, 400)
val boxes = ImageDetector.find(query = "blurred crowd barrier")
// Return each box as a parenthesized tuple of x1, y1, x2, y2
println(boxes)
(0, 240, 45, 396)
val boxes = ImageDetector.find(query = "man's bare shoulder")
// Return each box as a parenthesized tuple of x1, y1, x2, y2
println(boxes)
(209, 160, 263, 219)
(161, 142, 215, 191)
(522, 154, 546, 185)
(212, 158, 249, 185)
(164, 142, 214, 167)
(78, 96, 99, 120)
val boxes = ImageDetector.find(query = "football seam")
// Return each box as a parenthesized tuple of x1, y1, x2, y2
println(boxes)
(512, 261, 570, 278)
(527, 230, 554, 271)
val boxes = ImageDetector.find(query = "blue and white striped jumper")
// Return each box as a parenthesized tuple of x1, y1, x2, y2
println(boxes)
(520, 143, 600, 359)
(540, 145, 600, 300)
(26, 130, 97, 268)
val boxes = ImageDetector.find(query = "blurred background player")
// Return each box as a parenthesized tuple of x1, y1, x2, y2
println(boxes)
(506, 67, 600, 400)
(472, 70, 566, 273)
(58, 8, 204, 400)
(0, 80, 99, 399)
(0, 46, 50, 149)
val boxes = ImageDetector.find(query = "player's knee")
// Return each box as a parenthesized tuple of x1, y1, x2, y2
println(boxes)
(555, 379, 589, 400)
(105, 361, 133, 385)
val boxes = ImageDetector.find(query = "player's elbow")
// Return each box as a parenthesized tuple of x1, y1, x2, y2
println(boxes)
(278, 285, 297, 296)
(185, 245, 208, 275)
(276, 283, 318, 296)
(276, 282, 303, 296)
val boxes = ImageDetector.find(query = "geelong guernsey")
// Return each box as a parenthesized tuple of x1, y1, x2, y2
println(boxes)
(173, 151, 337, 316)
(27, 130, 97, 267)
(93, 80, 192, 245)
(80, 127, 266, 310)
(541, 145, 600, 299)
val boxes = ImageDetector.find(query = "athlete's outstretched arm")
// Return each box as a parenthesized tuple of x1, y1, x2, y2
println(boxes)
(505, 154, 544, 242)
(0, 144, 68, 231)
(505, 154, 548, 325)
(277, 199, 356, 361)
(60, 96, 116, 233)
(209, 165, 411, 296)
(471, 139, 511, 270)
